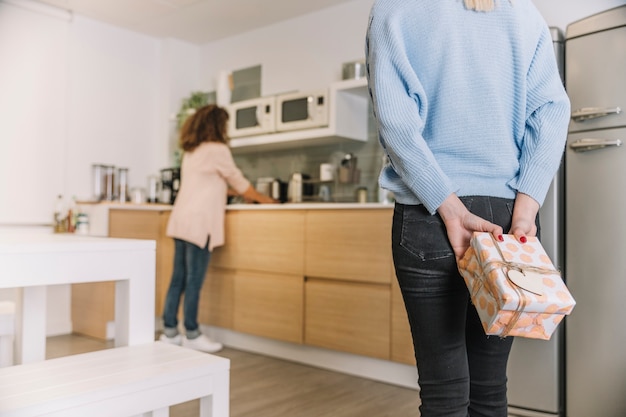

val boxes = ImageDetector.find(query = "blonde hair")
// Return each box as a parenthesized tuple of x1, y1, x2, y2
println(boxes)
(464, 0, 496, 12)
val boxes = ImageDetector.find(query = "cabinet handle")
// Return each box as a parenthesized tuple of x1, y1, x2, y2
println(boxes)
(571, 107, 621, 122)
(569, 138, 623, 152)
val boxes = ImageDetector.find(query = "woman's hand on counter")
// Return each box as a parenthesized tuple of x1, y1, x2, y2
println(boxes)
(240, 185, 280, 204)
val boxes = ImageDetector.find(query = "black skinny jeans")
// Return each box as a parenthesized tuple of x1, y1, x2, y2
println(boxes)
(392, 197, 523, 417)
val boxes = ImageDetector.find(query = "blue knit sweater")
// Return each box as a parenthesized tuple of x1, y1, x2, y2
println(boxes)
(365, 0, 570, 214)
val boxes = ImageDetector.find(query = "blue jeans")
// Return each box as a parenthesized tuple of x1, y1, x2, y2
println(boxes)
(162, 238, 211, 339)
(392, 197, 529, 417)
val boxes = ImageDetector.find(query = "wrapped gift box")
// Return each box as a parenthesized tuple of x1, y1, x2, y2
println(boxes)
(458, 232, 575, 340)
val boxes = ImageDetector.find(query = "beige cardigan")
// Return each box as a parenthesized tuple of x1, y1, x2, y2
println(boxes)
(166, 142, 250, 251)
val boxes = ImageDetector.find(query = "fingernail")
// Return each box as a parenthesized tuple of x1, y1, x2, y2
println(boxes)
(520, 236, 527, 243)
(498, 235, 504, 241)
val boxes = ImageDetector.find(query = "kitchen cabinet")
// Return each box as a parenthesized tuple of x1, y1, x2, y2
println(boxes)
(198, 266, 234, 329)
(70, 205, 415, 365)
(214, 210, 305, 274)
(71, 208, 173, 339)
(305, 278, 390, 359)
(233, 269, 304, 344)
(210, 209, 306, 342)
(230, 210, 305, 342)
(305, 209, 393, 283)
(303, 208, 394, 358)
(230, 79, 369, 153)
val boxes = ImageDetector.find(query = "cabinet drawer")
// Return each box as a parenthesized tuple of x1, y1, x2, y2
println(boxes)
(108, 210, 161, 239)
(305, 279, 390, 360)
(214, 210, 305, 275)
(199, 266, 234, 329)
(305, 209, 392, 284)
(233, 270, 304, 344)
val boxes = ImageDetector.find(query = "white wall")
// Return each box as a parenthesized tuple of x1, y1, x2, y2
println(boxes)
(0, 1, 69, 225)
(160, 38, 203, 165)
(63, 16, 163, 202)
(0, 1, 167, 225)
(199, 0, 374, 97)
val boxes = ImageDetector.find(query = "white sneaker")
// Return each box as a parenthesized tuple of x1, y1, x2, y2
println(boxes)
(182, 334, 223, 353)
(159, 333, 182, 346)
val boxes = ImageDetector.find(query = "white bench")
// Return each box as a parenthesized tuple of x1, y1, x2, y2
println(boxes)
(0, 341, 230, 417)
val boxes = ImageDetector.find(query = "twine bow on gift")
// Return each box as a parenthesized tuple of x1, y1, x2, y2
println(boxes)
(475, 234, 561, 337)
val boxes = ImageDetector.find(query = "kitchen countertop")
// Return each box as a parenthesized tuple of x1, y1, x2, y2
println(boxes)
(80, 202, 395, 236)
(99, 202, 395, 211)
(79, 202, 173, 211)
(227, 202, 394, 210)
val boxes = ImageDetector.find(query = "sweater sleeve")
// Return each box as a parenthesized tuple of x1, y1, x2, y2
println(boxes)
(514, 25, 571, 206)
(366, 11, 457, 214)
(214, 144, 250, 194)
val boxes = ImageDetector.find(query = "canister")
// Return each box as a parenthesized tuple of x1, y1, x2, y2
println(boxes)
(320, 163, 335, 181)
(342, 60, 366, 80)
(356, 187, 368, 203)
(75, 213, 89, 235)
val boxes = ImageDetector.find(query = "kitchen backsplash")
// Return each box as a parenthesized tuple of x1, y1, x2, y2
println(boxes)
(233, 110, 384, 203)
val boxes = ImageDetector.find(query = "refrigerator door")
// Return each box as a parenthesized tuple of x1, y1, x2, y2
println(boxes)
(565, 8, 626, 416)
(566, 8, 626, 133)
(566, 127, 626, 417)
(506, 27, 566, 417)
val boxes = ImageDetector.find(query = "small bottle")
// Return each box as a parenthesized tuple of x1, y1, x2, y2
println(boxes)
(67, 196, 77, 233)
(53, 195, 66, 233)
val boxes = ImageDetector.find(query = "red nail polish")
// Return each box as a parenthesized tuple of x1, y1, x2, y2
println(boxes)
(498, 235, 504, 241)
(520, 236, 527, 243)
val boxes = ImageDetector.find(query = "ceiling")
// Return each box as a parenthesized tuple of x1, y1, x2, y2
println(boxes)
(33, 0, 358, 44)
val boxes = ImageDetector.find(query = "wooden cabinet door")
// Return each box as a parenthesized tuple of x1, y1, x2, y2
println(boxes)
(71, 281, 115, 340)
(233, 270, 304, 344)
(219, 210, 305, 275)
(209, 210, 237, 269)
(198, 266, 234, 329)
(391, 273, 416, 365)
(305, 278, 391, 360)
(305, 209, 393, 284)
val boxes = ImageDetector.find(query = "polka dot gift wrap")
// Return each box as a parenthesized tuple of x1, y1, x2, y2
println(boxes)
(458, 232, 576, 340)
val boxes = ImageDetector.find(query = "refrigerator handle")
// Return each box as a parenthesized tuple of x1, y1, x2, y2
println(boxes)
(569, 138, 623, 152)
(571, 106, 622, 122)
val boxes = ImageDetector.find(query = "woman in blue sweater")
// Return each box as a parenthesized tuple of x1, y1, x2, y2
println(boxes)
(366, 0, 570, 416)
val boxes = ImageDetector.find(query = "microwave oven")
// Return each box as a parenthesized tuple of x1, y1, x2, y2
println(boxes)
(275, 89, 329, 132)
(227, 96, 276, 138)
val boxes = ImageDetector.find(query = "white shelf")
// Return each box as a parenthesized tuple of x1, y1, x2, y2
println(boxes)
(231, 78, 369, 153)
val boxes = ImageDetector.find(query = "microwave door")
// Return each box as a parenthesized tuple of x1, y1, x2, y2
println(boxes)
(283, 97, 308, 123)
(237, 107, 258, 129)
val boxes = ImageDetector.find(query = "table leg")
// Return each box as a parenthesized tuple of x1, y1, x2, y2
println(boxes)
(200, 369, 230, 417)
(114, 250, 155, 347)
(14, 286, 47, 364)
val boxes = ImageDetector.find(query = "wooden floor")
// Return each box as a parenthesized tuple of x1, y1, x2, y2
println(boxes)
(46, 334, 421, 417)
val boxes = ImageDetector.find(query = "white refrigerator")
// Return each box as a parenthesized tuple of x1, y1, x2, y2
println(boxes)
(564, 6, 626, 417)
(506, 27, 567, 417)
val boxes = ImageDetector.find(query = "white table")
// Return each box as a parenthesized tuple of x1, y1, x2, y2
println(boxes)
(0, 229, 156, 364)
